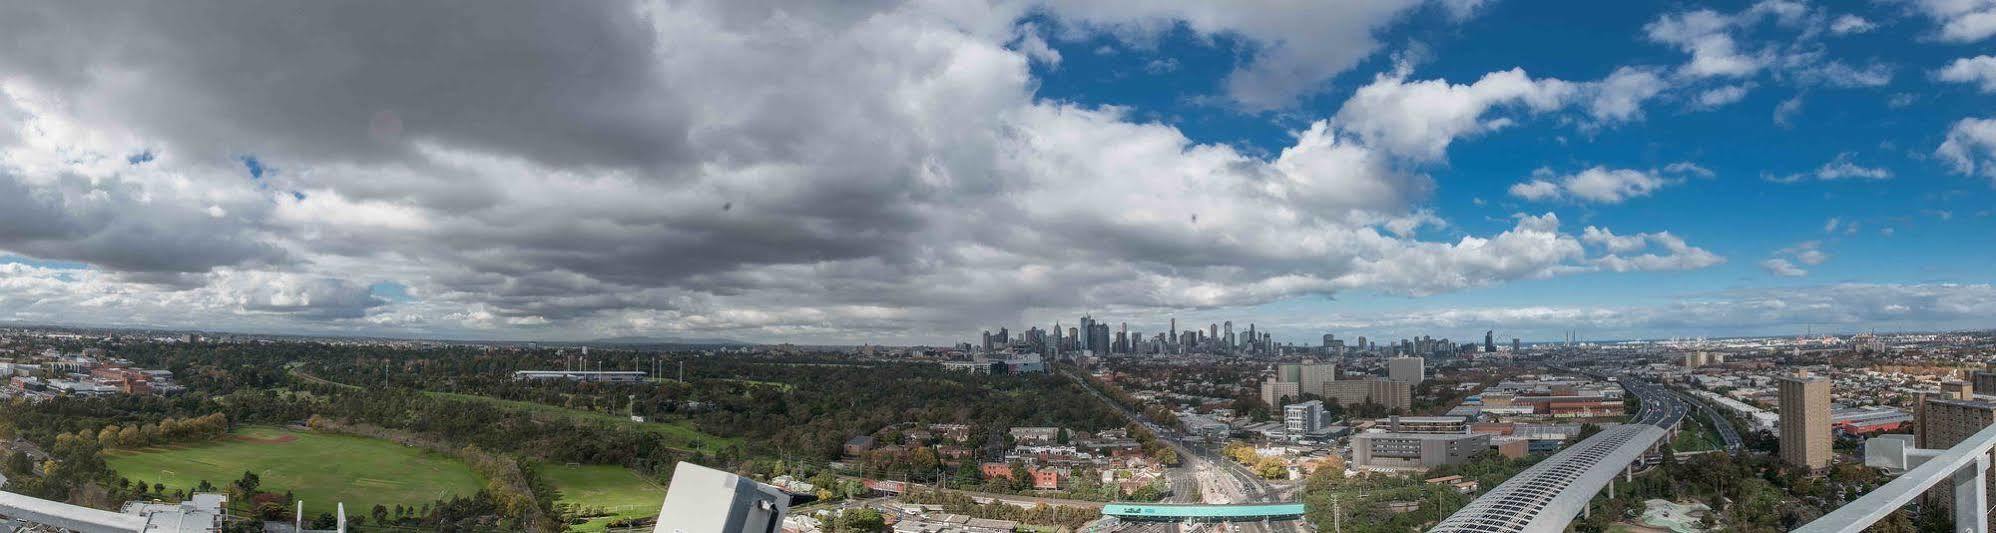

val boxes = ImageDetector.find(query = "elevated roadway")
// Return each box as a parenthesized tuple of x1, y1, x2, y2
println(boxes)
(1430, 377, 1685, 533)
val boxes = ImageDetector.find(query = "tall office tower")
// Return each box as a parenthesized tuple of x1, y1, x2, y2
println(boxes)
(1045, 325, 1058, 358)
(1512, 338, 1520, 352)
(1085, 317, 1101, 355)
(1169, 318, 1176, 346)
(1090, 323, 1111, 355)
(996, 327, 1009, 345)
(1357, 336, 1367, 353)
(1322, 333, 1335, 348)
(1118, 323, 1128, 353)
(1388, 356, 1425, 384)
(1209, 324, 1219, 345)
(1917, 393, 1996, 528)
(1068, 327, 1079, 349)
(981, 330, 993, 352)
(1777, 375, 1832, 471)
(1052, 322, 1062, 355)
(1484, 330, 1496, 353)
(1224, 321, 1234, 348)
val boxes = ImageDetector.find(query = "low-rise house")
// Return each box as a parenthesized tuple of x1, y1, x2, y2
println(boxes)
(844, 435, 878, 456)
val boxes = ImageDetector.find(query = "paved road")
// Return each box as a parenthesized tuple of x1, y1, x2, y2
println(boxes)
(1671, 390, 1745, 451)
(1060, 368, 1300, 532)
(1620, 378, 1688, 428)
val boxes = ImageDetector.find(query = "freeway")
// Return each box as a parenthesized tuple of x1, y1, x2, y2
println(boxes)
(1432, 375, 1687, 533)
(1670, 390, 1745, 451)
(1620, 378, 1689, 429)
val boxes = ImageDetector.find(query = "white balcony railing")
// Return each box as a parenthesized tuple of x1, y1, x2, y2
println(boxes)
(1794, 421, 1996, 533)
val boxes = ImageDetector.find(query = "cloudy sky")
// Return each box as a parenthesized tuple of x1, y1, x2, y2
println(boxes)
(1, 0, 1993, 345)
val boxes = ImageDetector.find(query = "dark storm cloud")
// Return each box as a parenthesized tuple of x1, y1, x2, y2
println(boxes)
(0, 171, 284, 273)
(0, 0, 1735, 342)
(0, 0, 687, 174)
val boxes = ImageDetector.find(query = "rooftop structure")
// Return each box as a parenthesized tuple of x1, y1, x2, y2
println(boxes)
(0, 491, 228, 533)
(657, 462, 787, 533)
(1351, 432, 1490, 470)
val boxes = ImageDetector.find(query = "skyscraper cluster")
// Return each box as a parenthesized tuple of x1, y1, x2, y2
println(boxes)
(975, 314, 1282, 357)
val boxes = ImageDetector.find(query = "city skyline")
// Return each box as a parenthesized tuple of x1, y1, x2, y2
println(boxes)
(0, 1, 1993, 345)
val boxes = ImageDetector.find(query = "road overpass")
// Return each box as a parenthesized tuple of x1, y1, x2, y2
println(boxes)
(1430, 378, 1685, 533)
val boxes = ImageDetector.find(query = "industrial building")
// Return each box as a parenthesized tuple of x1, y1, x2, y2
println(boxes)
(1831, 406, 1912, 435)
(1351, 432, 1490, 470)
(1384, 415, 1469, 434)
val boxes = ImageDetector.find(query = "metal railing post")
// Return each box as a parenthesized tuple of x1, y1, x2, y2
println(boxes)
(1957, 454, 1989, 533)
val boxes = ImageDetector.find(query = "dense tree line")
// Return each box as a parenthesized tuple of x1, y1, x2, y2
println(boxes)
(2, 339, 1138, 530)
(900, 489, 1101, 528)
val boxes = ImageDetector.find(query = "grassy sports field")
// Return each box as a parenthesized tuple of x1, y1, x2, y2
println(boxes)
(543, 464, 667, 531)
(106, 426, 483, 515)
(425, 391, 739, 451)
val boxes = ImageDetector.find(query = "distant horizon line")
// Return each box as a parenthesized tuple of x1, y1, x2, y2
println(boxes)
(0, 320, 1984, 351)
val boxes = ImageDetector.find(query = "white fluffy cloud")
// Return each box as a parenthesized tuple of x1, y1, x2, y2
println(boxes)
(1509, 165, 1706, 204)
(1906, 0, 1996, 42)
(1333, 67, 1577, 161)
(1761, 258, 1805, 276)
(1769, 152, 1892, 182)
(1315, 283, 1996, 339)
(0, 0, 1726, 343)
(1830, 14, 1877, 35)
(1643, 1, 1895, 106)
(1813, 153, 1894, 180)
(1587, 67, 1671, 123)
(1646, 8, 1771, 79)
(1331, 64, 1679, 162)
(1583, 227, 1726, 272)
(1760, 241, 1828, 277)
(1939, 55, 1996, 92)
(1938, 117, 1996, 183)
(1694, 84, 1752, 108)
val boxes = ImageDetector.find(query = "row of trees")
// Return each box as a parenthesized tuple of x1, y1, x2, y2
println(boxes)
(1222, 442, 1289, 479)
(89, 413, 229, 449)
(900, 489, 1102, 528)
